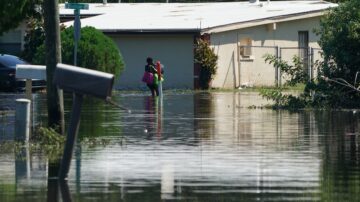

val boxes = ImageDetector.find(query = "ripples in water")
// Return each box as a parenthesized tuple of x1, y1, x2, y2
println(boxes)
(0, 92, 359, 201)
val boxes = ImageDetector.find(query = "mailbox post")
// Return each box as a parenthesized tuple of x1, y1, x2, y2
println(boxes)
(16, 65, 47, 136)
(65, 3, 89, 66)
(16, 64, 47, 100)
(54, 63, 114, 180)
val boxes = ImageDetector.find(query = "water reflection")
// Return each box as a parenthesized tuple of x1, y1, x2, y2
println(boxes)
(0, 92, 359, 201)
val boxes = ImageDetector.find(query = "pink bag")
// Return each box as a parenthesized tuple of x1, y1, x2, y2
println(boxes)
(142, 72, 154, 84)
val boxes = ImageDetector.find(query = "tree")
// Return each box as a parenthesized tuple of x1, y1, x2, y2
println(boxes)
(34, 26, 124, 77)
(21, 17, 45, 63)
(315, 0, 360, 107)
(0, 0, 41, 35)
(43, 0, 64, 134)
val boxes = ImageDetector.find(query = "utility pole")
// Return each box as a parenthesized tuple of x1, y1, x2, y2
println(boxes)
(43, 0, 64, 135)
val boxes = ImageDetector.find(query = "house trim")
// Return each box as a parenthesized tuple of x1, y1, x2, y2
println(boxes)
(101, 29, 200, 35)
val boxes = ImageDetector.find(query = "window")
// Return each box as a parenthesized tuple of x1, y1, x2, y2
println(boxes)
(239, 37, 253, 58)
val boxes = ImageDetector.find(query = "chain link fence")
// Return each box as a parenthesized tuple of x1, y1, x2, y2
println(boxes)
(238, 45, 323, 87)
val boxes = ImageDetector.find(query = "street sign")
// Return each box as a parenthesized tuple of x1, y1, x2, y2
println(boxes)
(65, 3, 89, 66)
(65, 3, 89, 10)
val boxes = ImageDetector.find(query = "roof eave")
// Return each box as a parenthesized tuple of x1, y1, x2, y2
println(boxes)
(201, 10, 328, 34)
(102, 29, 201, 35)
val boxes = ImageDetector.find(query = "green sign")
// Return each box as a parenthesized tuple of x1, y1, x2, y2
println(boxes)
(65, 3, 89, 10)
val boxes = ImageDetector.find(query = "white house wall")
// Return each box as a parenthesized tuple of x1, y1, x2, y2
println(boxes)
(112, 34, 194, 90)
(0, 22, 26, 55)
(210, 16, 322, 88)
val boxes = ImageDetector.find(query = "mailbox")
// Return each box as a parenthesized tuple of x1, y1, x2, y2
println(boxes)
(55, 63, 116, 180)
(16, 64, 47, 80)
(54, 63, 114, 99)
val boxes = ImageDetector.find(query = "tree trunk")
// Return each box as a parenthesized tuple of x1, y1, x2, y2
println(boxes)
(43, 0, 64, 134)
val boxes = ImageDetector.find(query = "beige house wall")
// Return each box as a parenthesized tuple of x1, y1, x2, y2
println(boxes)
(210, 16, 322, 89)
(112, 34, 194, 90)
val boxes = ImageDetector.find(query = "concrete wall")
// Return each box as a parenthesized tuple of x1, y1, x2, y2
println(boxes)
(112, 34, 195, 90)
(210, 16, 322, 88)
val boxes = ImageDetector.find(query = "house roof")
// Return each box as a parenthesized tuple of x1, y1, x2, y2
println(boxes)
(60, 1, 337, 34)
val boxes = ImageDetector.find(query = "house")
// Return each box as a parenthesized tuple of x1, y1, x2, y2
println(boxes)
(60, 1, 336, 89)
(0, 1, 337, 89)
(0, 22, 26, 56)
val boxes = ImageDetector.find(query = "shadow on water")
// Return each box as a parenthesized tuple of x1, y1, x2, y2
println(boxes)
(0, 91, 359, 201)
(47, 163, 73, 202)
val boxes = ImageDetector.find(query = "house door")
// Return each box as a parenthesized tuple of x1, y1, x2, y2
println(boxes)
(298, 31, 309, 74)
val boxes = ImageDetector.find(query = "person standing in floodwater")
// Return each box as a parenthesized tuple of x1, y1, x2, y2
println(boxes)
(144, 57, 159, 97)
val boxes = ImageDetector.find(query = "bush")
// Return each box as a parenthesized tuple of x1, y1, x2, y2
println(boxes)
(194, 38, 218, 89)
(34, 26, 124, 77)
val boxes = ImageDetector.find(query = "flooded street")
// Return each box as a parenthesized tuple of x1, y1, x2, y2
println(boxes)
(0, 91, 359, 201)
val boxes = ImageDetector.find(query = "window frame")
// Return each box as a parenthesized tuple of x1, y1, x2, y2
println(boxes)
(238, 36, 254, 61)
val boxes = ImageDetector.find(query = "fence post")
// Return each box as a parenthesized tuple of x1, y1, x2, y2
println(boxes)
(310, 47, 314, 80)
(278, 48, 282, 87)
(275, 46, 280, 87)
(15, 99, 31, 142)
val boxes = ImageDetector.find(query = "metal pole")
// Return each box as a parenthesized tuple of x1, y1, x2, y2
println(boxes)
(15, 99, 31, 142)
(278, 48, 282, 87)
(25, 79, 32, 100)
(59, 93, 83, 180)
(275, 46, 279, 87)
(74, 40, 78, 66)
(310, 47, 314, 80)
(25, 79, 32, 136)
(74, 9, 80, 66)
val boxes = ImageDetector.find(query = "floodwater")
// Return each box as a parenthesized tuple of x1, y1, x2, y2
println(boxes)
(0, 91, 359, 201)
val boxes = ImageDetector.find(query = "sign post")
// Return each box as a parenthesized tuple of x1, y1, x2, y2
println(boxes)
(65, 3, 89, 66)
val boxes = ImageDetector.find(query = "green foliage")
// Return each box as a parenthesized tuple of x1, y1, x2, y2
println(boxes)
(32, 126, 65, 146)
(316, 0, 360, 81)
(261, 0, 360, 109)
(260, 54, 310, 109)
(30, 126, 65, 162)
(262, 55, 360, 109)
(0, 0, 41, 35)
(194, 38, 218, 89)
(21, 17, 45, 63)
(0, 125, 116, 163)
(327, 0, 350, 3)
(34, 26, 124, 77)
(314, 0, 360, 107)
(264, 54, 308, 87)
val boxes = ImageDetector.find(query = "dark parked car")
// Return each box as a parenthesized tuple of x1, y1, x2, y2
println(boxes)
(0, 54, 46, 92)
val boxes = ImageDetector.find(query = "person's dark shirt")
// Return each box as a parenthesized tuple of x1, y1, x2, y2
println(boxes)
(145, 64, 157, 74)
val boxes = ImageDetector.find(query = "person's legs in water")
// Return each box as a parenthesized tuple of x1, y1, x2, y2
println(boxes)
(147, 84, 154, 96)
(154, 84, 159, 96)
(147, 84, 157, 97)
